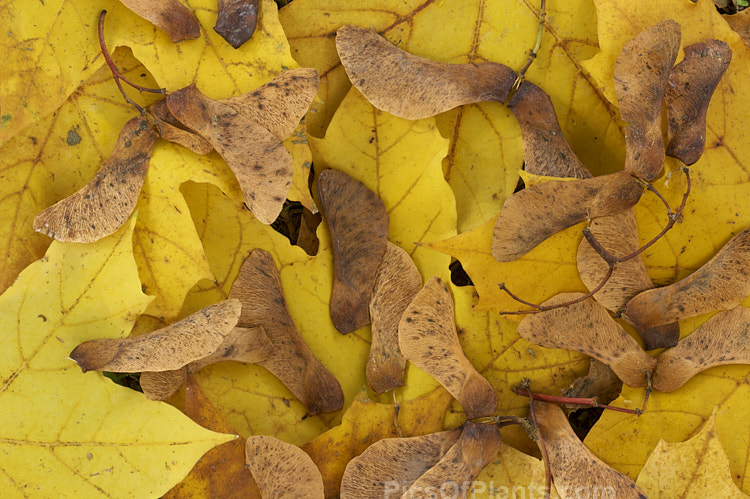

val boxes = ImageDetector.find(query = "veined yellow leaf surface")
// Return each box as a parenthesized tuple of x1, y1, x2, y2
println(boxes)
(636, 413, 747, 498)
(0, 49, 159, 297)
(0, 217, 232, 497)
(309, 87, 456, 279)
(111, 0, 298, 98)
(280, 0, 625, 231)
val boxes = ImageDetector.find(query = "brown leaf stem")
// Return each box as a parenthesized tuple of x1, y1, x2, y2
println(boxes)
(98, 10, 166, 115)
(515, 388, 641, 415)
(498, 167, 691, 315)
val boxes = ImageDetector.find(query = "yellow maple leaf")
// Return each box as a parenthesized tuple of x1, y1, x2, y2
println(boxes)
(636, 412, 747, 498)
(0, 49, 160, 297)
(0, 0, 111, 145)
(111, 0, 297, 97)
(585, 325, 750, 492)
(280, 0, 625, 231)
(0, 217, 232, 497)
(477, 443, 561, 498)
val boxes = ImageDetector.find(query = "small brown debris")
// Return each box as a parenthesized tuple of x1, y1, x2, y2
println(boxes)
(335, 25, 516, 119)
(517, 293, 656, 387)
(33, 116, 157, 242)
(317, 169, 389, 334)
(666, 40, 731, 165)
(654, 306, 750, 392)
(615, 20, 681, 181)
(508, 81, 591, 179)
(214, 0, 259, 49)
(229, 249, 344, 415)
(398, 277, 497, 419)
(118, 0, 200, 42)
(367, 242, 422, 394)
(70, 299, 242, 373)
(625, 227, 750, 332)
(492, 171, 643, 262)
(245, 435, 324, 498)
(534, 401, 647, 498)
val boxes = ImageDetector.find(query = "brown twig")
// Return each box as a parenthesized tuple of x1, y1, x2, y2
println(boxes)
(507, 0, 547, 103)
(498, 167, 691, 315)
(515, 387, 642, 415)
(98, 10, 166, 115)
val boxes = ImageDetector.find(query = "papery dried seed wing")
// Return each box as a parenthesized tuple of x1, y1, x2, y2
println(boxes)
(317, 169, 389, 334)
(665, 39, 731, 165)
(398, 277, 497, 419)
(615, 20, 681, 181)
(245, 435, 324, 498)
(517, 293, 655, 387)
(229, 249, 344, 415)
(534, 401, 647, 498)
(492, 171, 643, 262)
(508, 81, 591, 179)
(70, 299, 242, 373)
(654, 306, 750, 392)
(33, 116, 157, 242)
(625, 226, 750, 332)
(336, 25, 516, 119)
(367, 242, 422, 394)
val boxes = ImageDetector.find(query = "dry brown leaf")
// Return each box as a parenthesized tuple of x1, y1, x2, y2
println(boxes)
(317, 169, 389, 334)
(166, 69, 318, 224)
(564, 358, 622, 406)
(625, 226, 750, 332)
(517, 293, 656, 387)
(229, 249, 344, 415)
(615, 19, 680, 181)
(576, 211, 680, 349)
(335, 25, 516, 120)
(70, 299, 241, 373)
(164, 377, 260, 498)
(33, 116, 157, 243)
(214, 0, 259, 49)
(492, 171, 643, 262)
(398, 277, 497, 419)
(367, 242, 422, 394)
(666, 39, 732, 165)
(535, 401, 647, 498)
(508, 82, 591, 180)
(654, 306, 750, 392)
(140, 326, 274, 401)
(340, 429, 461, 498)
(150, 99, 213, 155)
(118, 0, 200, 42)
(245, 435, 324, 499)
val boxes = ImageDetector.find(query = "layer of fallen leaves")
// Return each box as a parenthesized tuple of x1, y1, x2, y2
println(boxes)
(2, 0, 750, 497)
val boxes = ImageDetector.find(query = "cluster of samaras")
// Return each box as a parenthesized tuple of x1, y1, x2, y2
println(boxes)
(42, 9, 745, 497)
